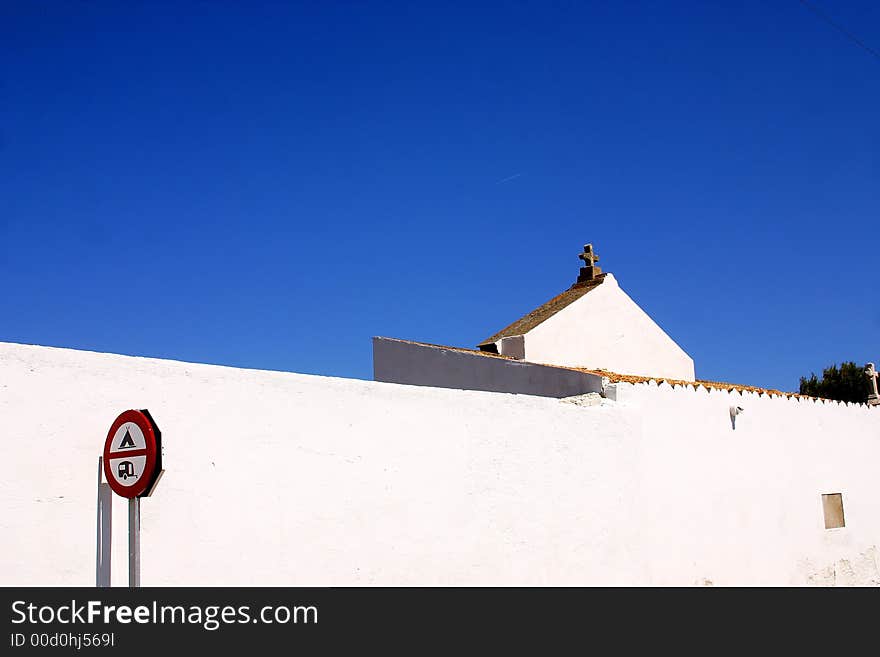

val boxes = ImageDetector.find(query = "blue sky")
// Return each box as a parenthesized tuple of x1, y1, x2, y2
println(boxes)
(2, 1, 878, 391)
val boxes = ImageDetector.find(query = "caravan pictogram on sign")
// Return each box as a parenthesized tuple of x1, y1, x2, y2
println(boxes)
(102, 409, 163, 498)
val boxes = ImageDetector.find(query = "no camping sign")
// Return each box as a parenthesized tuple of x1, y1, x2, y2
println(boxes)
(102, 409, 163, 498)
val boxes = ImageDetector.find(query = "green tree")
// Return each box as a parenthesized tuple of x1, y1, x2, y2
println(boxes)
(799, 362, 868, 404)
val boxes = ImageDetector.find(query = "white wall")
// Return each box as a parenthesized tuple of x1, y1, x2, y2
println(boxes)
(523, 274, 696, 380)
(1, 341, 878, 586)
(608, 381, 880, 585)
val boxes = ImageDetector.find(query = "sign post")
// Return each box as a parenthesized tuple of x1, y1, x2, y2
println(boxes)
(129, 498, 140, 587)
(95, 457, 112, 587)
(101, 409, 163, 588)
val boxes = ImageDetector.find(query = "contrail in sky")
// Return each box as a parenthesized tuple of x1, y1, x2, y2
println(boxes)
(496, 173, 523, 184)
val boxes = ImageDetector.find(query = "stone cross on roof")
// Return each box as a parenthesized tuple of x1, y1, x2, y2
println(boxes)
(576, 243, 603, 284)
(866, 363, 879, 405)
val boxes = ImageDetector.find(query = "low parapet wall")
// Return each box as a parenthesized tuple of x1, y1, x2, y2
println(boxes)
(372, 337, 603, 398)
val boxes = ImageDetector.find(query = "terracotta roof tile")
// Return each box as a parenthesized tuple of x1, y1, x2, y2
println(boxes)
(382, 337, 516, 360)
(579, 369, 817, 400)
(382, 337, 833, 401)
(477, 274, 606, 348)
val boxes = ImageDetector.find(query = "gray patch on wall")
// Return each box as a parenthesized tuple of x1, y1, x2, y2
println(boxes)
(373, 337, 604, 398)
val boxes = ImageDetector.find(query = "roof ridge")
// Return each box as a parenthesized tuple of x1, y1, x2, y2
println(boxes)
(477, 274, 607, 348)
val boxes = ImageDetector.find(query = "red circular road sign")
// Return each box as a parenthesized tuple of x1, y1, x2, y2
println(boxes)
(103, 409, 163, 498)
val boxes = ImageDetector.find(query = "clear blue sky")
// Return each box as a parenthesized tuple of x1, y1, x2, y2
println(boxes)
(2, 1, 878, 391)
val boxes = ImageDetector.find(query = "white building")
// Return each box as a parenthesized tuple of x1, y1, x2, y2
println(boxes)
(475, 244, 695, 381)
(374, 243, 694, 394)
(1, 244, 878, 586)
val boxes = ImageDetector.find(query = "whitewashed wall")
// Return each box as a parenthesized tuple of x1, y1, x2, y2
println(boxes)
(607, 381, 880, 585)
(523, 274, 696, 381)
(1, 342, 877, 586)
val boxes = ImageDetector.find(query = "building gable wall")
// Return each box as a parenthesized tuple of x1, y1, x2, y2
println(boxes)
(523, 274, 695, 380)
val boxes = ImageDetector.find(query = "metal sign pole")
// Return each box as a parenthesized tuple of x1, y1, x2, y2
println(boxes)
(96, 457, 112, 587)
(128, 497, 140, 587)
(95, 456, 104, 586)
(96, 458, 103, 586)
